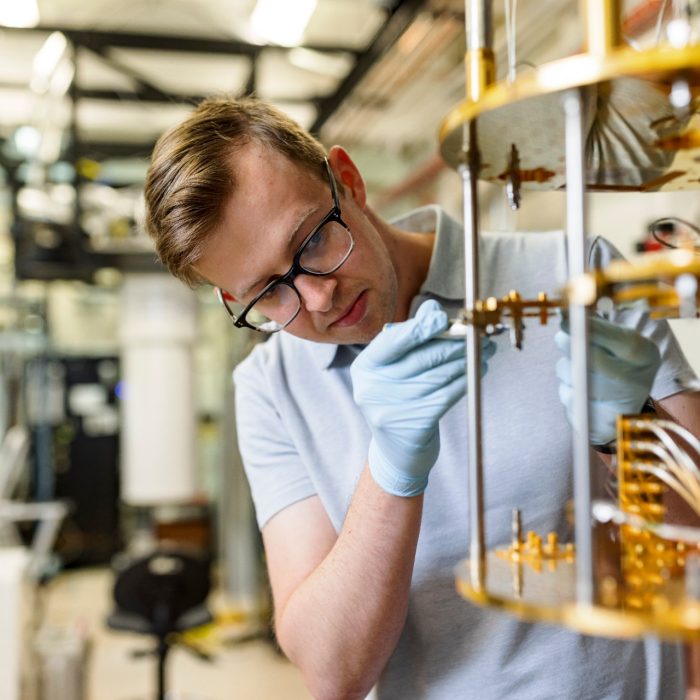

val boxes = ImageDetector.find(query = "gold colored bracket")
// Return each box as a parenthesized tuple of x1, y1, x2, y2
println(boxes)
(567, 251, 700, 318)
(448, 291, 563, 349)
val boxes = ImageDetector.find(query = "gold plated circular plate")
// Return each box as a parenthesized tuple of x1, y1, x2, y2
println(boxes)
(456, 553, 700, 641)
(439, 46, 700, 192)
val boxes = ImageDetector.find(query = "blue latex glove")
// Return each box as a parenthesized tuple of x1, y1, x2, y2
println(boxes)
(554, 315, 661, 445)
(351, 299, 496, 497)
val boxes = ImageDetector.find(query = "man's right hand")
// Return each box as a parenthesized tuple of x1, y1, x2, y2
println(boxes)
(351, 299, 496, 497)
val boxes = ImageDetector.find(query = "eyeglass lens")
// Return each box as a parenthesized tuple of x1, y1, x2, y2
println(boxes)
(241, 220, 353, 331)
(298, 221, 352, 273)
(650, 218, 700, 251)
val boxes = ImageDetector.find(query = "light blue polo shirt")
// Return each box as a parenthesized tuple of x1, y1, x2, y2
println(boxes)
(234, 205, 695, 700)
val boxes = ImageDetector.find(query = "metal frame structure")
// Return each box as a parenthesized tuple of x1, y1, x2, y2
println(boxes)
(445, 0, 700, 639)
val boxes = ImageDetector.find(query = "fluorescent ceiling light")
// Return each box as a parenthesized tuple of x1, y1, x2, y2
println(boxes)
(0, 0, 39, 28)
(33, 32, 68, 76)
(250, 0, 317, 47)
(31, 32, 72, 97)
(48, 60, 75, 97)
(288, 48, 352, 79)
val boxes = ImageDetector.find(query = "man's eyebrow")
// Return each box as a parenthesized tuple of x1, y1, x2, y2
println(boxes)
(238, 205, 321, 299)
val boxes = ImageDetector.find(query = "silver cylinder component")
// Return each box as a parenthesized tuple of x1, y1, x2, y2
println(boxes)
(460, 121, 486, 592)
(466, 0, 493, 51)
(564, 88, 595, 606)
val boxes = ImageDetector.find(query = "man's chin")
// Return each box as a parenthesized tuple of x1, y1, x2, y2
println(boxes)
(283, 325, 374, 346)
(327, 318, 385, 346)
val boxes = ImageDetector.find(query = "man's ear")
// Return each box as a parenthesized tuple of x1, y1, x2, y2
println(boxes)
(327, 145, 367, 209)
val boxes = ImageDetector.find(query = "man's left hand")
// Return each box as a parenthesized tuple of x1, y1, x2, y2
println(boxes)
(555, 315, 662, 445)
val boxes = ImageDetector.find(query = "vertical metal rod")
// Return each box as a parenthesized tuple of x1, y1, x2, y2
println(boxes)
(564, 88, 594, 606)
(465, 0, 495, 103)
(511, 508, 522, 551)
(461, 119, 485, 592)
(582, 0, 622, 56)
(467, 0, 493, 51)
(157, 638, 168, 700)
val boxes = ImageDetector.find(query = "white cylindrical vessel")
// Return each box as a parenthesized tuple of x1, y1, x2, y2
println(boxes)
(0, 548, 30, 700)
(119, 274, 198, 505)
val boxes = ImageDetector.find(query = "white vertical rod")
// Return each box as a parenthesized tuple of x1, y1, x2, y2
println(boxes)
(461, 119, 485, 591)
(564, 88, 595, 605)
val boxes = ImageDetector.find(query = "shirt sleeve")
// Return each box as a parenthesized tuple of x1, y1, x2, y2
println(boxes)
(588, 236, 697, 400)
(234, 345, 317, 529)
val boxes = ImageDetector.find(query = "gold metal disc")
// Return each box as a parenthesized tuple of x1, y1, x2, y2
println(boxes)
(456, 553, 700, 641)
(439, 46, 700, 192)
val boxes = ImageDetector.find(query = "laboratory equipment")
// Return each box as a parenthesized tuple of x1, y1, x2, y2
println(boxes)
(441, 0, 700, 640)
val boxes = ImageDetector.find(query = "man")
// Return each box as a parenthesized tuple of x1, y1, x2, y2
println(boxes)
(145, 97, 699, 699)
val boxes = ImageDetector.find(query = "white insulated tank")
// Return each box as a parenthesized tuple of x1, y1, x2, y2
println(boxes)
(119, 274, 198, 505)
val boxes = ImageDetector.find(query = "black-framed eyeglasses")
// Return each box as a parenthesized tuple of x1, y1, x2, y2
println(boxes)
(216, 158, 354, 333)
(648, 217, 700, 253)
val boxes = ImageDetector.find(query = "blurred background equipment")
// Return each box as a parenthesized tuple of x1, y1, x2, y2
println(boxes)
(119, 274, 197, 507)
(0, 547, 32, 700)
(28, 355, 121, 567)
(107, 547, 212, 700)
(34, 622, 88, 700)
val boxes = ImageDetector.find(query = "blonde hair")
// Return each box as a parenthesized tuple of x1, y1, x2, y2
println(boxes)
(144, 96, 328, 286)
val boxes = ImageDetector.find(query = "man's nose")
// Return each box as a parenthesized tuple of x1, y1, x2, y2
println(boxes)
(294, 274, 337, 313)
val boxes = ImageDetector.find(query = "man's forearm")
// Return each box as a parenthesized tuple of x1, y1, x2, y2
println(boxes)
(276, 466, 422, 700)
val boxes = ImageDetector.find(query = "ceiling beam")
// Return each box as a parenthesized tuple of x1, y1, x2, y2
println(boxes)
(311, 0, 429, 133)
(0, 82, 325, 109)
(80, 44, 173, 102)
(74, 140, 156, 159)
(75, 87, 204, 105)
(75, 87, 327, 108)
(3, 25, 361, 57)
